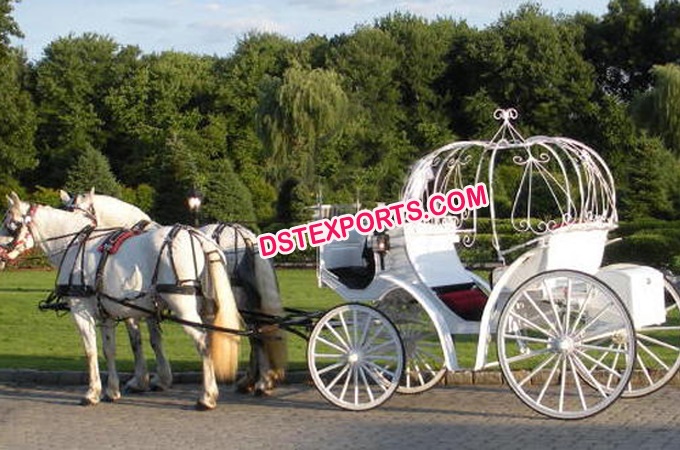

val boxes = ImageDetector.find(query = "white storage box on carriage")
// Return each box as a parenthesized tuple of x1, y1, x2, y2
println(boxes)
(596, 264, 666, 328)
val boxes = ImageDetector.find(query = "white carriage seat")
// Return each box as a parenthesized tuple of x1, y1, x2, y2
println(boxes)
(500, 223, 611, 292)
(320, 229, 375, 289)
(404, 221, 473, 288)
(404, 222, 488, 321)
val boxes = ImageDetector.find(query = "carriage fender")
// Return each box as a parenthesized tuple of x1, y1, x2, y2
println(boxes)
(377, 274, 458, 371)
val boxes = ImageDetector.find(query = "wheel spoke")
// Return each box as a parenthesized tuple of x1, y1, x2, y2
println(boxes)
(503, 347, 552, 365)
(503, 333, 551, 345)
(635, 351, 655, 387)
(317, 361, 347, 376)
(570, 284, 596, 335)
(315, 335, 348, 354)
(575, 349, 623, 379)
(637, 339, 671, 371)
(323, 321, 350, 351)
(509, 310, 554, 338)
(339, 311, 353, 347)
(358, 365, 375, 403)
(523, 291, 559, 335)
(326, 363, 351, 391)
(570, 352, 609, 398)
(537, 353, 562, 404)
(567, 354, 588, 411)
(575, 302, 615, 336)
(637, 333, 680, 352)
(518, 353, 558, 387)
(578, 343, 630, 354)
(544, 279, 564, 334)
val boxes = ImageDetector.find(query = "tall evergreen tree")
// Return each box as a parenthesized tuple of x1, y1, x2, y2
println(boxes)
(64, 145, 122, 197)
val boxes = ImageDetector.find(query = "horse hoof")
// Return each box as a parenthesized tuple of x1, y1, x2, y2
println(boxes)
(124, 386, 146, 395)
(235, 385, 254, 395)
(150, 383, 171, 392)
(195, 401, 216, 411)
(254, 388, 273, 397)
(79, 398, 98, 406)
(102, 395, 119, 403)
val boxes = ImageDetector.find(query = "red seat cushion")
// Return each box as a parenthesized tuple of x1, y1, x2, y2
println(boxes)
(438, 289, 488, 321)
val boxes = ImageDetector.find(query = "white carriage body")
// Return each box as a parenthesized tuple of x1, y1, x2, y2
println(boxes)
(317, 109, 667, 373)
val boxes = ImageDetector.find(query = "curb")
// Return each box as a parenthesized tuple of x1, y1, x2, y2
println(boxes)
(2, 368, 679, 388)
(0, 369, 502, 387)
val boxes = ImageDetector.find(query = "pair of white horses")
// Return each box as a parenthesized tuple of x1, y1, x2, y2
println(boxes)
(0, 190, 286, 410)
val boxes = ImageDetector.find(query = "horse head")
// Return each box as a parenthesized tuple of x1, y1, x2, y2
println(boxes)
(60, 187, 98, 225)
(1, 192, 97, 270)
(0, 192, 36, 270)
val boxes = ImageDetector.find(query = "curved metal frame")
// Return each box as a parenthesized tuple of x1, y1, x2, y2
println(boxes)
(401, 108, 618, 263)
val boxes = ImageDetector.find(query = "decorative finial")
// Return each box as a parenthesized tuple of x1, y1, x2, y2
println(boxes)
(493, 108, 518, 124)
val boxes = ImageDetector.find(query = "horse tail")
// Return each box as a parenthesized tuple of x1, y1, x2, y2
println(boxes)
(202, 241, 241, 382)
(253, 256, 288, 382)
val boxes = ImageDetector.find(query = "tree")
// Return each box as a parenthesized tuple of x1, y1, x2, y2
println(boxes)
(256, 65, 349, 186)
(32, 33, 140, 187)
(444, 4, 596, 138)
(0, 1, 36, 197)
(632, 64, 680, 156)
(377, 13, 458, 149)
(211, 33, 296, 224)
(64, 145, 122, 197)
(201, 159, 256, 225)
(581, 0, 653, 100)
(0, 0, 21, 59)
(0, 50, 37, 196)
(618, 134, 680, 220)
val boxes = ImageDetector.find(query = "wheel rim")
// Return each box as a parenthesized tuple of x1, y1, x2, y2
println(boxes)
(376, 292, 446, 394)
(308, 304, 404, 411)
(622, 279, 680, 397)
(497, 270, 636, 419)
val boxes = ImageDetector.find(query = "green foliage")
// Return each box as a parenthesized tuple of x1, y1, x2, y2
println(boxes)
(632, 64, 680, 156)
(606, 220, 680, 271)
(617, 134, 680, 220)
(0, 3, 678, 232)
(0, 0, 22, 58)
(28, 186, 61, 207)
(64, 145, 122, 198)
(256, 65, 349, 185)
(201, 159, 257, 225)
(120, 184, 155, 213)
(0, 50, 37, 181)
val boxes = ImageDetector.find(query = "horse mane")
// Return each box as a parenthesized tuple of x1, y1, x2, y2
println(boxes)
(90, 195, 152, 228)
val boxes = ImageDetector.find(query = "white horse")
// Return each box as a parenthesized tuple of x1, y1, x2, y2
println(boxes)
(60, 189, 287, 395)
(0, 192, 241, 410)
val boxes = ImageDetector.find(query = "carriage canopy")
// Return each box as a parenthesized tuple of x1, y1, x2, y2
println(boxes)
(401, 109, 618, 260)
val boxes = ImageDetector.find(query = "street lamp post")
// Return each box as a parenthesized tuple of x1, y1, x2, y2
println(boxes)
(186, 188, 202, 227)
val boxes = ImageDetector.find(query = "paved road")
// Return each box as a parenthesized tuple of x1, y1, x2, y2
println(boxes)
(1, 382, 680, 450)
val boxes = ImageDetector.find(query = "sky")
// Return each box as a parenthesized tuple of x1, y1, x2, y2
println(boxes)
(10, 0, 658, 62)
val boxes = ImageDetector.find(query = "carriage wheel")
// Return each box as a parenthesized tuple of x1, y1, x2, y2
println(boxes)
(375, 292, 446, 394)
(307, 303, 404, 411)
(621, 279, 680, 397)
(497, 270, 636, 420)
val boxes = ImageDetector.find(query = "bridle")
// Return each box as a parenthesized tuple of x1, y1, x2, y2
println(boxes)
(0, 204, 38, 265)
(0, 203, 97, 265)
(62, 194, 98, 225)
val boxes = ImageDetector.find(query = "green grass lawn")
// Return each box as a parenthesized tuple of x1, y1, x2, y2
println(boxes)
(0, 268, 346, 373)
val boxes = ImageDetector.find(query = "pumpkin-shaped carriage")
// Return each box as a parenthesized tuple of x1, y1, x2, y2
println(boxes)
(311, 109, 680, 419)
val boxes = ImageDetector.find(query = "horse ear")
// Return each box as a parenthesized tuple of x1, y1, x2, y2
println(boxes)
(89, 187, 96, 197)
(6, 195, 13, 207)
(9, 192, 20, 206)
(59, 189, 71, 204)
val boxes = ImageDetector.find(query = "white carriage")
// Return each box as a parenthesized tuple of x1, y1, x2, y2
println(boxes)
(308, 109, 680, 419)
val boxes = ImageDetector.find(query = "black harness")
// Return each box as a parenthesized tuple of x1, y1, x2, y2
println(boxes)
(41, 223, 208, 321)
